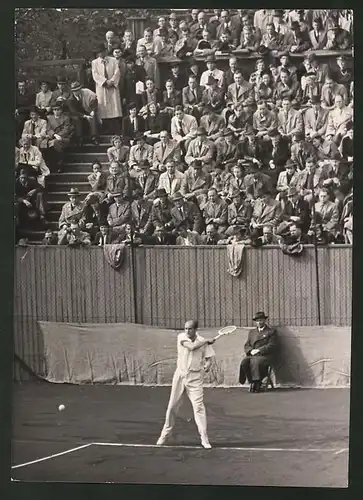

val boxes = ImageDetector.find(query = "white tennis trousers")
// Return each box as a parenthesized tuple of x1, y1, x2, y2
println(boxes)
(161, 369, 208, 438)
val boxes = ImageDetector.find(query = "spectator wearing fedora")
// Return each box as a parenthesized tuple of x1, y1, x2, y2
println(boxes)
(17, 136, 50, 188)
(157, 161, 185, 196)
(185, 126, 215, 173)
(180, 159, 211, 208)
(152, 131, 182, 171)
(201, 75, 225, 115)
(50, 76, 72, 108)
(120, 30, 137, 59)
(170, 191, 203, 234)
(199, 54, 225, 89)
(15, 169, 47, 228)
(35, 80, 53, 117)
(45, 102, 74, 172)
(67, 81, 99, 146)
(249, 189, 282, 237)
(291, 131, 316, 171)
(107, 191, 131, 234)
(58, 188, 86, 243)
(202, 188, 228, 235)
(225, 189, 252, 237)
(58, 221, 92, 247)
(239, 311, 277, 393)
(284, 20, 312, 53)
(21, 105, 47, 149)
(130, 187, 154, 236)
(167, 61, 188, 92)
(304, 95, 329, 139)
(215, 128, 238, 168)
(276, 186, 310, 236)
(135, 159, 159, 200)
(149, 188, 174, 230)
(171, 105, 198, 152)
(128, 132, 153, 169)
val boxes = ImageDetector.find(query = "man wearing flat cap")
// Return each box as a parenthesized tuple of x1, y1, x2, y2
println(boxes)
(135, 159, 159, 200)
(239, 311, 277, 393)
(180, 159, 211, 208)
(200, 54, 225, 89)
(185, 126, 215, 173)
(67, 81, 99, 146)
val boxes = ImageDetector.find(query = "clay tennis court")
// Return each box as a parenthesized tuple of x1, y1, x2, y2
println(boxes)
(12, 382, 349, 487)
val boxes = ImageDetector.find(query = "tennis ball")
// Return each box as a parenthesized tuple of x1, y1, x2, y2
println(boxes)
(58, 404, 66, 412)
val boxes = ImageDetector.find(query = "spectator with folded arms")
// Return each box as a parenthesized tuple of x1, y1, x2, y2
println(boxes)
(17, 136, 50, 188)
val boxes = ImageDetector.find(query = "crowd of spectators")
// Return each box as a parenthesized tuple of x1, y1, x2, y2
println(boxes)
(15, 9, 353, 248)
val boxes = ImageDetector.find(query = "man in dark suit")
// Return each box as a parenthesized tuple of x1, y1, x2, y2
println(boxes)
(94, 223, 123, 245)
(15, 169, 47, 227)
(130, 187, 153, 236)
(170, 191, 203, 234)
(182, 74, 205, 121)
(276, 186, 311, 236)
(107, 192, 132, 233)
(146, 223, 176, 245)
(123, 56, 147, 107)
(16, 80, 35, 141)
(121, 103, 145, 145)
(239, 311, 277, 393)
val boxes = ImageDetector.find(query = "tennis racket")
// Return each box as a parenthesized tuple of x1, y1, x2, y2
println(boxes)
(213, 325, 237, 341)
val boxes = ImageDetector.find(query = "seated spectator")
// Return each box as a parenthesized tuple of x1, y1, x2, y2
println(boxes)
(321, 75, 348, 111)
(287, 9, 311, 33)
(120, 30, 137, 59)
(301, 72, 321, 108)
(140, 77, 162, 113)
(162, 79, 182, 113)
(107, 191, 131, 233)
(211, 163, 233, 199)
(123, 56, 147, 108)
(253, 9, 274, 33)
(16, 79, 35, 141)
(44, 102, 74, 172)
(200, 55, 225, 89)
(146, 223, 176, 245)
(225, 189, 252, 236)
(170, 191, 203, 234)
(311, 133, 341, 162)
(94, 223, 123, 245)
(278, 52, 298, 82)
(284, 21, 311, 53)
(21, 105, 47, 149)
(50, 76, 72, 109)
(82, 193, 109, 239)
(323, 157, 352, 197)
(187, 58, 201, 81)
(137, 27, 162, 57)
(333, 55, 353, 92)
(276, 160, 300, 200)
(168, 61, 188, 91)
(254, 73, 275, 106)
(120, 223, 143, 246)
(325, 95, 353, 144)
(106, 161, 129, 201)
(215, 128, 238, 168)
(340, 121, 353, 162)
(158, 161, 185, 197)
(243, 164, 275, 201)
(340, 191, 353, 244)
(201, 76, 225, 115)
(250, 189, 282, 237)
(153, 16, 167, 39)
(130, 187, 153, 236)
(149, 188, 174, 230)
(200, 223, 222, 245)
(104, 30, 120, 55)
(58, 188, 86, 242)
(15, 169, 47, 227)
(226, 70, 254, 110)
(136, 44, 160, 90)
(272, 9, 290, 36)
(291, 131, 316, 171)
(107, 135, 130, 166)
(251, 225, 281, 246)
(218, 226, 252, 245)
(276, 186, 310, 236)
(58, 221, 92, 246)
(41, 229, 57, 246)
(227, 163, 246, 197)
(122, 103, 146, 145)
(185, 126, 215, 173)
(307, 188, 339, 244)
(17, 136, 50, 188)
(174, 23, 198, 59)
(68, 81, 99, 146)
(209, 9, 222, 34)
(199, 104, 225, 142)
(35, 80, 53, 117)
(180, 159, 211, 208)
(304, 95, 329, 139)
(182, 74, 205, 122)
(296, 155, 328, 205)
(168, 11, 179, 40)
(171, 105, 198, 152)
(253, 100, 278, 142)
(325, 20, 351, 50)
(264, 129, 290, 171)
(260, 23, 283, 51)
(227, 103, 254, 140)
(273, 68, 302, 109)
(277, 96, 304, 139)
(202, 188, 228, 235)
(175, 222, 202, 246)
(133, 159, 159, 201)
(129, 132, 153, 170)
(88, 160, 107, 194)
(278, 223, 308, 254)
(308, 17, 327, 49)
(144, 102, 171, 144)
(152, 131, 182, 172)
(237, 24, 260, 51)
(235, 132, 265, 166)
(194, 28, 218, 56)
(215, 29, 236, 53)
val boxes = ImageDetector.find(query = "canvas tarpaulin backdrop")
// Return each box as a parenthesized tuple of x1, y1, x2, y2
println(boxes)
(37, 322, 351, 387)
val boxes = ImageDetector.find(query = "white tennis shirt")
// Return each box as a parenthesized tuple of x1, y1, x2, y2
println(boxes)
(176, 332, 215, 373)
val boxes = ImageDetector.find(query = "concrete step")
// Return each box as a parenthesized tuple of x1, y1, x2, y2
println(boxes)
(62, 163, 97, 173)
(67, 142, 111, 153)
(66, 152, 110, 163)
(47, 190, 90, 202)
(47, 181, 90, 192)
(48, 172, 92, 182)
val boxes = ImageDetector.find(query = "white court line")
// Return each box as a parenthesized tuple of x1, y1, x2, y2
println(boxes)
(11, 443, 92, 469)
(92, 442, 348, 453)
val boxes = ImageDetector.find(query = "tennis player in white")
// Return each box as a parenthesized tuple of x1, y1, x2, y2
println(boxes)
(156, 319, 217, 449)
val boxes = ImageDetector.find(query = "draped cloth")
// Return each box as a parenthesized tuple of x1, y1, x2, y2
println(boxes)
(103, 243, 126, 270)
(227, 243, 245, 277)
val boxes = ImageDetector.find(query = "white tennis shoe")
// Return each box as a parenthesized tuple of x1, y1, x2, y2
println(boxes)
(201, 437, 212, 449)
(156, 435, 167, 446)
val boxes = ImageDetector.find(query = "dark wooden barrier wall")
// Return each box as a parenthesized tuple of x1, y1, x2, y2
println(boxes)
(13, 245, 352, 380)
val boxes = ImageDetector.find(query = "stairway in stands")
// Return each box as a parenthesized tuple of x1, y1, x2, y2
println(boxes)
(19, 136, 113, 244)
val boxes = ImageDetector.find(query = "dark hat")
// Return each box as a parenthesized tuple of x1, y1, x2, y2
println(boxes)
(305, 71, 317, 77)
(291, 21, 300, 30)
(135, 132, 146, 141)
(287, 186, 299, 196)
(139, 159, 150, 168)
(279, 50, 290, 58)
(253, 311, 268, 321)
(222, 128, 233, 137)
(51, 102, 63, 110)
(70, 81, 83, 92)
(171, 191, 184, 201)
(293, 131, 305, 141)
(192, 159, 203, 168)
(305, 52, 317, 61)
(156, 188, 168, 197)
(268, 128, 280, 138)
(207, 74, 217, 85)
(196, 126, 207, 136)
(171, 60, 182, 67)
(96, 43, 107, 53)
(273, 9, 284, 17)
(206, 54, 216, 62)
(125, 55, 136, 63)
(310, 95, 321, 104)
(67, 187, 81, 197)
(198, 40, 212, 50)
(56, 76, 67, 84)
(29, 105, 40, 114)
(258, 44, 269, 56)
(248, 161, 260, 173)
(127, 102, 137, 110)
(285, 159, 297, 169)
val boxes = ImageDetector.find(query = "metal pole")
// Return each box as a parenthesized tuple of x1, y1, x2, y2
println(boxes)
(127, 171, 139, 324)
(311, 182, 321, 326)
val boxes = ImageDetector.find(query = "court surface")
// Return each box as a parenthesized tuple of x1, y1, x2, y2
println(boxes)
(12, 383, 349, 487)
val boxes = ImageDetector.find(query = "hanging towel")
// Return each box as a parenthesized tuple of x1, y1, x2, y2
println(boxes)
(103, 243, 126, 270)
(227, 243, 245, 277)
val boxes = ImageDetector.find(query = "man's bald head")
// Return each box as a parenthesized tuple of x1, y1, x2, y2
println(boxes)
(185, 319, 198, 339)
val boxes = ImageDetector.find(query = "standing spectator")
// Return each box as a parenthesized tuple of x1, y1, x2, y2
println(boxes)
(188, 9, 200, 32)
(253, 9, 274, 33)
(190, 11, 209, 39)
(67, 81, 99, 146)
(304, 95, 329, 139)
(16, 79, 35, 141)
(136, 45, 160, 90)
(107, 192, 131, 234)
(21, 105, 47, 149)
(325, 95, 353, 144)
(157, 161, 185, 197)
(112, 46, 127, 101)
(277, 96, 304, 139)
(121, 103, 145, 145)
(152, 131, 182, 171)
(153, 17, 167, 39)
(157, 29, 175, 58)
(35, 80, 52, 117)
(104, 31, 119, 55)
(202, 188, 228, 235)
(308, 17, 327, 49)
(87, 161, 107, 194)
(91, 44, 122, 134)
(200, 55, 225, 89)
(185, 126, 215, 173)
(107, 135, 129, 167)
(120, 30, 137, 59)
(15, 169, 47, 227)
(45, 103, 74, 172)
(123, 56, 147, 108)
(307, 188, 339, 243)
(168, 12, 179, 40)
(171, 106, 198, 152)
(272, 10, 290, 36)
(17, 136, 49, 188)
